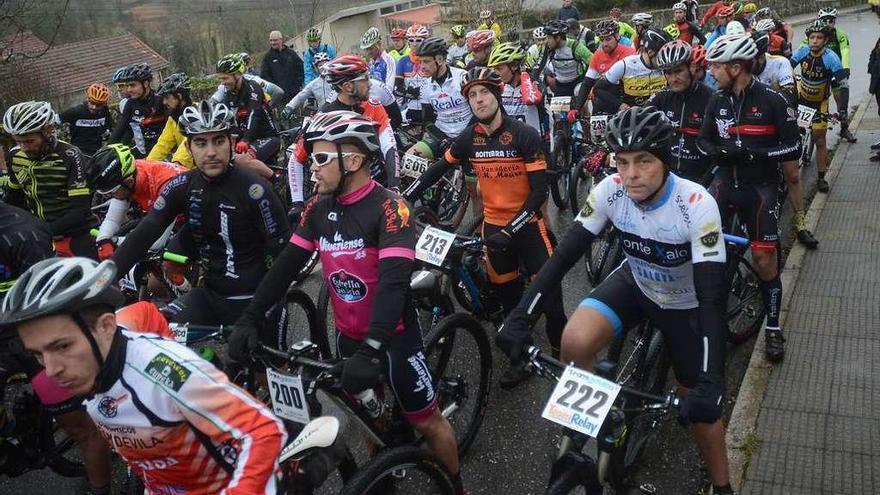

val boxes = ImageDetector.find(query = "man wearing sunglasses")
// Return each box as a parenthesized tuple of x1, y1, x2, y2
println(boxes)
(230, 110, 466, 495)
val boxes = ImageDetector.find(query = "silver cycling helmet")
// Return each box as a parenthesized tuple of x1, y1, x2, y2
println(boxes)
(178, 100, 234, 136)
(3, 101, 57, 135)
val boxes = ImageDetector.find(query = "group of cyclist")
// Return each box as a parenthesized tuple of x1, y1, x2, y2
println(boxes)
(0, 3, 863, 494)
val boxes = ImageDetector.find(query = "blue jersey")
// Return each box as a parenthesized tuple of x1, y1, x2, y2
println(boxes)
(303, 44, 337, 84)
(790, 46, 844, 102)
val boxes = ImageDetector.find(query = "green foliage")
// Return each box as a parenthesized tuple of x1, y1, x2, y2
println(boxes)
(189, 75, 220, 101)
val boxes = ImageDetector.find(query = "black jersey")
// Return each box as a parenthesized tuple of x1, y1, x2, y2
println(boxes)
(58, 103, 114, 155)
(647, 82, 714, 182)
(223, 78, 279, 143)
(0, 202, 53, 294)
(109, 90, 168, 157)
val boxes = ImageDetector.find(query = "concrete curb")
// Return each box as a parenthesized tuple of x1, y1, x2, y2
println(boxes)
(725, 93, 874, 491)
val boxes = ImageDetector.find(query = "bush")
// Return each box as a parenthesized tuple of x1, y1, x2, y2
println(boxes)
(189, 75, 220, 101)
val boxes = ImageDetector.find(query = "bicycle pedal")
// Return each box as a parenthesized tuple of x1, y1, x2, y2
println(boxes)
(639, 482, 658, 494)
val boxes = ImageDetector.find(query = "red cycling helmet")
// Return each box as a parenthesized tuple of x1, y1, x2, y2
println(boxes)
(467, 29, 496, 51)
(322, 55, 369, 87)
(717, 6, 735, 17)
(691, 43, 707, 68)
(390, 28, 407, 39)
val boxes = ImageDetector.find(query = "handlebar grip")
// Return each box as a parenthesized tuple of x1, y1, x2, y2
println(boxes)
(162, 252, 189, 264)
(723, 233, 749, 246)
(89, 228, 99, 238)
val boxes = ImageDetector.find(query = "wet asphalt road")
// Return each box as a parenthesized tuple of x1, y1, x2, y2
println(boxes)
(3, 11, 878, 495)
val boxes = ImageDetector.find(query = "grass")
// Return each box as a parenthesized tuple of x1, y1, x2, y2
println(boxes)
(741, 431, 763, 475)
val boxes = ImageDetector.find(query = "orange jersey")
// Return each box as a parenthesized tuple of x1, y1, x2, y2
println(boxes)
(116, 301, 173, 339)
(131, 159, 187, 212)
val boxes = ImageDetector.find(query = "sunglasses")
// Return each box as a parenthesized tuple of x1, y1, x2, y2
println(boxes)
(310, 151, 364, 167)
(408, 37, 425, 43)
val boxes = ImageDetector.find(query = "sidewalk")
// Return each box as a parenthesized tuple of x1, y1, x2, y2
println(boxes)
(739, 99, 880, 493)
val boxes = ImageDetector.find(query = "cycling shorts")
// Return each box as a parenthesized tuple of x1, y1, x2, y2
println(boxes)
(414, 124, 453, 161)
(336, 329, 438, 424)
(580, 261, 702, 388)
(709, 178, 780, 252)
(799, 99, 830, 131)
(482, 219, 555, 284)
(250, 136, 281, 164)
(554, 79, 581, 98)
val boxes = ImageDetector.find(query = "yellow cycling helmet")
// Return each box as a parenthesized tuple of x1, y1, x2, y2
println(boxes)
(663, 24, 681, 40)
(487, 42, 525, 67)
(743, 3, 758, 14)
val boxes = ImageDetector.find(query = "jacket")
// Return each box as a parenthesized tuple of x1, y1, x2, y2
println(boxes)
(146, 117, 194, 169)
(260, 46, 305, 95)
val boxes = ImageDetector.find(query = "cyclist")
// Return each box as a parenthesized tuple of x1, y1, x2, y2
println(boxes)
(283, 52, 333, 114)
(489, 42, 548, 138)
(403, 68, 566, 388)
(539, 20, 592, 98)
(700, 0, 734, 28)
(648, 40, 715, 183)
(394, 24, 430, 122)
(698, 34, 801, 363)
(495, 106, 735, 495)
(111, 100, 291, 347)
(593, 28, 668, 114)
(112, 66, 130, 114)
(567, 18, 599, 53)
(211, 54, 287, 108)
(811, 8, 856, 143)
(58, 83, 114, 157)
(1, 257, 286, 494)
(87, 143, 187, 260)
(753, 18, 790, 57)
(527, 27, 546, 68)
(448, 25, 469, 67)
(630, 12, 654, 49)
(791, 20, 847, 194)
(228, 110, 465, 494)
(146, 72, 194, 169)
(753, 7, 794, 44)
(704, 6, 735, 47)
(464, 29, 497, 70)
(388, 28, 410, 61)
(3, 101, 95, 258)
(478, 9, 502, 39)
(610, 8, 638, 40)
(572, 19, 636, 115)
(361, 27, 397, 89)
(667, 2, 706, 45)
(216, 53, 282, 164)
(303, 27, 337, 84)
(692, 43, 708, 82)
(108, 63, 168, 158)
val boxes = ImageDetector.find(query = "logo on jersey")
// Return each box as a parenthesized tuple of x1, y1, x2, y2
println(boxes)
(329, 269, 368, 302)
(319, 232, 365, 255)
(688, 192, 703, 204)
(144, 353, 191, 391)
(700, 231, 720, 248)
(715, 118, 735, 139)
(499, 131, 513, 145)
(578, 201, 594, 219)
(98, 395, 124, 418)
(153, 195, 166, 211)
(248, 183, 264, 199)
(383, 197, 410, 233)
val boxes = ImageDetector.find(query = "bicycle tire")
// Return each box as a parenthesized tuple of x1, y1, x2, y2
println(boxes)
(568, 160, 584, 216)
(553, 129, 573, 211)
(294, 250, 320, 284)
(450, 214, 484, 314)
(800, 129, 814, 168)
(545, 453, 602, 495)
(548, 166, 569, 211)
(436, 169, 470, 228)
(726, 254, 766, 344)
(339, 446, 456, 495)
(314, 282, 338, 359)
(586, 227, 622, 287)
(282, 286, 327, 359)
(424, 312, 493, 457)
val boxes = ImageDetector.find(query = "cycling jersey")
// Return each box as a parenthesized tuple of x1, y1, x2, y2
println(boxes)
(109, 91, 168, 157)
(501, 73, 548, 136)
(704, 25, 727, 48)
(447, 44, 469, 66)
(112, 165, 290, 296)
(576, 173, 726, 309)
(87, 329, 285, 494)
(668, 21, 706, 45)
(603, 54, 666, 107)
(395, 54, 428, 113)
(58, 103, 114, 156)
(754, 54, 796, 104)
(419, 66, 472, 137)
(286, 76, 333, 111)
(146, 116, 194, 169)
(211, 74, 286, 105)
(369, 50, 397, 89)
(303, 43, 337, 84)
(0, 202, 53, 294)
(618, 21, 637, 40)
(647, 82, 714, 181)
(697, 79, 801, 184)
(388, 46, 411, 62)
(4, 139, 93, 236)
(130, 160, 188, 212)
(326, 80, 398, 109)
(791, 46, 845, 103)
(548, 39, 592, 84)
(478, 21, 503, 39)
(291, 180, 419, 340)
(526, 44, 544, 68)
(221, 78, 279, 143)
(585, 43, 636, 79)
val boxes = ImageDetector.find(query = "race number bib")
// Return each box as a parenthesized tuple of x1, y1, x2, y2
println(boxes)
(549, 96, 572, 113)
(541, 365, 621, 438)
(168, 324, 188, 344)
(401, 154, 431, 179)
(590, 115, 608, 141)
(266, 368, 310, 424)
(415, 226, 456, 267)
(797, 104, 817, 129)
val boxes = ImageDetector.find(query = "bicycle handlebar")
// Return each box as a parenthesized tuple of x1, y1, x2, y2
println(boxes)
(88, 229, 190, 264)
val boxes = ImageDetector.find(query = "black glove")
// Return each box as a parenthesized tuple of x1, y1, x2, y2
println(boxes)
(485, 229, 512, 252)
(678, 373, 725, 425)
(288, 201, 305, 226)
(281, 106, 295, 120)
(341, 345, 384, 395)
(495, 310, 533, 365)
(717, 144, 753, 162)
(228, 316, 260, 363)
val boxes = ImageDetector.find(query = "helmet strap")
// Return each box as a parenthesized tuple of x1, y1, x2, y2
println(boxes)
(72, 311, 106, 371)
(332, 142, 359, 196)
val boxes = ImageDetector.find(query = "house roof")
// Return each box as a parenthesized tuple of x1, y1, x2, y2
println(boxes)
(382, 4, 440, 25)
(1, 31, 50, 59)
(1, 32, 170, 99)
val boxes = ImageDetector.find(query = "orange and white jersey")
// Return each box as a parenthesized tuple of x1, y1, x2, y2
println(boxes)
(86, 330, 286, 494)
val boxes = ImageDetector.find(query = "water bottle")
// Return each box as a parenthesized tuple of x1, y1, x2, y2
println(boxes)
(355, 389, 385, 419)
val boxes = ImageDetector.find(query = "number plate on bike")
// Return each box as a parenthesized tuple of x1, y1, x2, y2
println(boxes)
(541, 365, 621, 438)
(401, 154, 431, 179)
(415, 226, 456, 267)
(266, 368, 310, 424)
(549, 96, 571, 113)
(168, 324, 188, 343)
(589, 115, 608, 141)
(796, 104, 816, 128)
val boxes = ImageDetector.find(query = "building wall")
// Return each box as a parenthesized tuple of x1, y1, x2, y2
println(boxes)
(290, 11, 385, 56)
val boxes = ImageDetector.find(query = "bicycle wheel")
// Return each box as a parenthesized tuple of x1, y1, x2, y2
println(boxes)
(294, 250, 320, 284)
(585, 227, 622, 287)
(568, 159, 585, 216)
(545, 452, 602, 495)
(314, 282, 339, 359)
(436, 168, 470, 228)
(423, 312, 493, 457)
(339, 446, 456, 495)
(40, 409, 86, 478)
(800, 129, 814, 168)
(282, 287, 328, 358)
(726, 253, 765, 344)
(552, 130, 573, 211)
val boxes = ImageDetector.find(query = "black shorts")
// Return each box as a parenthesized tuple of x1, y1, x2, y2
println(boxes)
(581, 262, 702, 388)
(162, 287, 288, 350)
(709, 178, 780, 252)
(336, 329, 438, 424)
(482, 219, 555, 284)
(251, 136, 281, 164)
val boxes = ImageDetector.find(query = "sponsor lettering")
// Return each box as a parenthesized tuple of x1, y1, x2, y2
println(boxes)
(144, 353, 191, 391)
(408, 352, 435, 399)
(258, 198, 279, 235)
(319, 232, 365, 253)
(606, 188, 625, 206)
(99, 430, 165, 450)
(474, 149, 519, 159)
(700, 231, 720, 248)
(133, 457, 179, 471)
(328, 269, 368, 302)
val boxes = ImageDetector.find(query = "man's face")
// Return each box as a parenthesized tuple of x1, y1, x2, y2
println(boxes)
(17, 313, 114, 397)
(467, 85, 499, 121)
(454, 36, 466, 47)
(690, 63, 706, 81)
(270, 36, 284, 50)
(820, 17, 835, 28)
(125, 81, 146, 99)
(615, 151, 666, 202)
(600, 34, 618, 54)
(86, 101, 100, 113)
(472, 45, 491, 61)
(116, 83, 129, 98)
(308, 40, 320, 50)
(218, 73, 239, 92)
(392, 38, 406, 50)
(709, 61, 740, 89)
(495, 63, 515, 83)
(366, 44, 381, 59)
(610, 12, 621, 21)
(563, 0, 572, 6)
(674, 10, 686, 22)
(421, 55, 444, 78)
(187, 132, 231, 177)
(717, 14, 732, 26)
(663, 64, 692, 92)
(162, 94, 181, 111)
(408, 39, 423, 52)
(808, 32, 827, 51)
(310, 141, 364, 194)
(12, 131, 50, 158)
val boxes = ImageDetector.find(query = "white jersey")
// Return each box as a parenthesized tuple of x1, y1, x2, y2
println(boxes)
(501, 80, 545, 135)
(754, 54, 795, 92)
(325, 80, 396, 107)
(286, 77, 333, 111)
(211, 73, 285, 103)
(419, 66, 472, 137)
(576, 173, 726, 309)
(447, 43, 469, 65)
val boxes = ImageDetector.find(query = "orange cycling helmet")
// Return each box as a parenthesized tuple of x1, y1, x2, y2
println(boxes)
(691, 44, 707, 68)
(390, 28, 407, 39)
(86, 83, 111, 104)
(717, 6, 735, 17)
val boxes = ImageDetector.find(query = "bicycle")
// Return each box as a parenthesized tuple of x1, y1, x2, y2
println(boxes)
(522, 346, 680, 494)
(547, 96, 576, 212)
(796, 103, 839, 169)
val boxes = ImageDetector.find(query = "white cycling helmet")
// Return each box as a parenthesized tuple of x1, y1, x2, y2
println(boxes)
(753, 18, 777, 34)
(818, 7, 837, 19)
(705, 33, 758, 63)
(360, 27, 382, 49)
(672, 2, 687, 12)
(631, 13, 654, 26)
(313, 52, 331, 67)
(726, 20, 746, 36)
(304, 110, 380, 154)
(480, 9, 492, 19)
(178, 100, 234, 136)
(3, 100, 57, 136)
(532, 27, 546, 40)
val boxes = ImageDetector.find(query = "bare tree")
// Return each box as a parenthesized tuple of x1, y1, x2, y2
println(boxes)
(0, 0, 71, 65)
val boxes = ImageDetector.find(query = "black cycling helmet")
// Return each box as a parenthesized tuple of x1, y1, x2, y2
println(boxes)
(461, 66, 504, 99)
(595, 19, 619, 37)
(543, 20, 569, 37)
(606, 106, 675, 154)
(416, 37, 449, 57)
(805, 19, 831, 37)
(640, 28, 670, 54)
(120, 63, 153, 82)
(751, 31, 770, 55)
(87, 143, 136, 194)
(156, 72, 191, 97)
